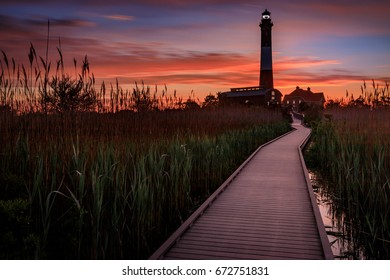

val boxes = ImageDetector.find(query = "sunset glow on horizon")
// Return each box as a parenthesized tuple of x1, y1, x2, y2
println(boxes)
(1, 0, 389, 101)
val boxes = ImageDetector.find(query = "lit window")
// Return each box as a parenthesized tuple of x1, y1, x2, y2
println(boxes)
(287, 100, 289, 104)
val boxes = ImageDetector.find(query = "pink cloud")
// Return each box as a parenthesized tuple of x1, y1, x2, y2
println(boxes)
(274, 57, 341, 71)
(103, 15, 135, 21)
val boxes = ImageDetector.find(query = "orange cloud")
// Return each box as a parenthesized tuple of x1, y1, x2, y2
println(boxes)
(103, 15, 135, 21)
(84, 47, 387, 101)
(274, 57, 341, 71)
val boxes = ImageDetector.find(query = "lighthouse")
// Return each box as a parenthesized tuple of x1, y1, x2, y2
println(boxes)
(221, 9, 282, 106)
(259, 9, 273, 89)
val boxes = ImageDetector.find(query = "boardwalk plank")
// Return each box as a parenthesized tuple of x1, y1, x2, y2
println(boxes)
(166, 247, 322, 260)
(180, 234, 323, 250)
(182, 233, 322, 251)
(189, 221, 320, 235)
(185, 227, 322, 244)
(182, 235, 317, 251)
(172, 242, 324, 259)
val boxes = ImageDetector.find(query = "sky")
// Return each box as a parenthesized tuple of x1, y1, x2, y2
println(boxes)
(1, 0, 390, 101)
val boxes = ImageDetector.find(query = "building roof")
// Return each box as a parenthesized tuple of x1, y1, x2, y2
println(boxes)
(284, 87, 325, 103)
(222, 87, 281, 98)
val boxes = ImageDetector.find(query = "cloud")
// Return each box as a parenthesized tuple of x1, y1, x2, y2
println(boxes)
(87, 47, 368, 89)
(275, 57, 341, 71)
(25, 17, 96, 28)
(275, 69, 387, 88)
(0, 15, 17, 29)
(0, 14, 96, 42)
(0, 15, 31, 35)
(91, 50, 254, 81)
(114, 71, 255, 87)
(103, 15, 135, 21)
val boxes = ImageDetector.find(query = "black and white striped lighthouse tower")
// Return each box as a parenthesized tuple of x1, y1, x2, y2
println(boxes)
(259, 9, 274, 89)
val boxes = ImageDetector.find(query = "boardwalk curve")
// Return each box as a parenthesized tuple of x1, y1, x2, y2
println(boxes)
(149, 117, 333, 260)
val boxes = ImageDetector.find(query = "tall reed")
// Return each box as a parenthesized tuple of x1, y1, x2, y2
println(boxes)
(1, 106, 290, 259)
(307, 107, 390, 259)
(0, 47, 207, 114)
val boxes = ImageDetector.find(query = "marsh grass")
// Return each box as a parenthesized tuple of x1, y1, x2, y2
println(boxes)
(1, 45, 200, 114)
(0, 109, 289, 259)
(307, 106, 390, 259)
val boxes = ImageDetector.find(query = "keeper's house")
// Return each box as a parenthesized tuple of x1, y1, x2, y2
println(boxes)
(282, 86, 325, 110)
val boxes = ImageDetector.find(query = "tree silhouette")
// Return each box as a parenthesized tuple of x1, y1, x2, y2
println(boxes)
(45, 75, 97, 113)
(202, 93, 218, 108)
(44, 55, 98, 113)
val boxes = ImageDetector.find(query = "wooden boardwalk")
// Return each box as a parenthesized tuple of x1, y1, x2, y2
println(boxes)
(149, 117, 333, 260)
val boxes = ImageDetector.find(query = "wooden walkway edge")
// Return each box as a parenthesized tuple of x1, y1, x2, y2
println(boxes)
(149, 118, 333, 260)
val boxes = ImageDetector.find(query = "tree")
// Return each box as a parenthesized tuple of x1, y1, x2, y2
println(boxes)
(184, 99, 200, 110)
(45, 75, 97, 113)
(42, 53, 98, 113)
(202, 93, 218, 108)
